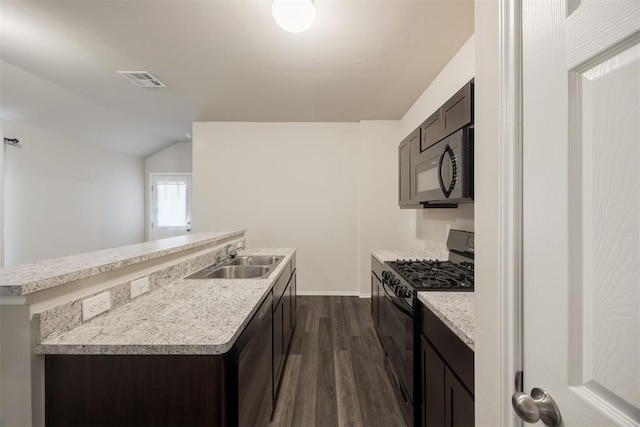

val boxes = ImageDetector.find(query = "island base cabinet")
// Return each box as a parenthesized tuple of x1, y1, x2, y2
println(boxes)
(45, 354, 226, 427)
(272, 268, 297, 402)
(273, 300, 285, 387)
(45, 294, 276, 427)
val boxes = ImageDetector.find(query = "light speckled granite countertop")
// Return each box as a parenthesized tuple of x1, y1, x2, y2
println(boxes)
(418, 292, 474, 350)
(0, 231, 245, 296)
(36, 248, 295, 355)
(371, 242, 449, 264)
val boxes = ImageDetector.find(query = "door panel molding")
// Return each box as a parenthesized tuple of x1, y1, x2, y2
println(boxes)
(521, 0, 640, 424)
(567, 0, 640, 70)
(498, 0, 524, 425)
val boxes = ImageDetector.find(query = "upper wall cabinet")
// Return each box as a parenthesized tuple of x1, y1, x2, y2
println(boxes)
(399, 80, 474, 209)
(399, 128, 422, 208)
(420, 82, 473, 152)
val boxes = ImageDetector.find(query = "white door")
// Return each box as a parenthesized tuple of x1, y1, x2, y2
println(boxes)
(150, 174, 192, 241)
(518, 0, 640, 425)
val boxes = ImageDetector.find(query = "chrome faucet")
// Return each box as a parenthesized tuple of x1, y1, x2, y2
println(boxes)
(225, 244, 238, 259)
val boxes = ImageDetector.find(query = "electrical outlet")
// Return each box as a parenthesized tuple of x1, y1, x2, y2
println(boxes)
(409, 214, 416, 230)
(130, 277, 150, 299)
(81, 291, 111, 321)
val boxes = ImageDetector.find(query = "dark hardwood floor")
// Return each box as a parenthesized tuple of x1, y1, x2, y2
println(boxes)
(269, 296, 406, 427)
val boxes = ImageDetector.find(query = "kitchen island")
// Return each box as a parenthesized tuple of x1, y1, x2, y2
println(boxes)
(2, 230, 302, 426)
(39, 246, 297, 427)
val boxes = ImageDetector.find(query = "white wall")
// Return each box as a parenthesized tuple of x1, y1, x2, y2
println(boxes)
(399, 35, 476, 246)
(192, 36, 476, 296)
(357, 120, 430, 294)
(0, 127, 5, 268)
(2, 119, 145, 267)
(144, 141, 193, 240)
(145, 142, 192, 174)
(193, 122, 360, 294)
(474, 1, 502, 424)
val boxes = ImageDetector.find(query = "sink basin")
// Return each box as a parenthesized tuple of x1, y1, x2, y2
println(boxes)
(227, 256, 283, 266)
(186, 265, 272, 280)
(185, 254, 285, 280)
(207, 266, 271, 279)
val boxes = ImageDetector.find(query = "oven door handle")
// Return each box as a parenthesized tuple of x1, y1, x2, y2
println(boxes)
(382, 281, 413, 316)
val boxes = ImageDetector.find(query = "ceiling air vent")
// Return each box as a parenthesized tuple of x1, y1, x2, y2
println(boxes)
(118, 71, 166, 88)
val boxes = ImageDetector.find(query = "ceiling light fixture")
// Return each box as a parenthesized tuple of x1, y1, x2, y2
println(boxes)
(272, 0, 316, 33)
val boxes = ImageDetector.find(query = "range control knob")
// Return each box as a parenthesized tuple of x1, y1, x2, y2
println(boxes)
(399, 288, 412, 298)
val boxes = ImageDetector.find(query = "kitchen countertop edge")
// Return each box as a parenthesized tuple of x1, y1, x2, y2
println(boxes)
(371, 244, 449, 265)
(417, 292, 475, 351)
(0, 230, 246, 297)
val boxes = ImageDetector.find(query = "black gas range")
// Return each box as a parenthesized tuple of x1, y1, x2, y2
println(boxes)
(372, 230, 474, 426)
(386, 258, 474, 291)
(379, 231, 474, 316)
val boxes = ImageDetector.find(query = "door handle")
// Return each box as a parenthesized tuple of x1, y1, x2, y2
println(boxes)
(512, 387, 561, 426)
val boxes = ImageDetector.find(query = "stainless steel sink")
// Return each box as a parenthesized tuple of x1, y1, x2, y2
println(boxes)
(185, 255, 285, 280)
(226, 256, 283, 266)
(207, 266, 271, 279)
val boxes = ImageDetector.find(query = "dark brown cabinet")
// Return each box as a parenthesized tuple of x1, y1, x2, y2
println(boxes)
(420, 110, 443, 151)
(442, 83, 473, 139)
(400, 80, 474, 209)
(272, 261, 296, 402)
(45, 256, 297, 427)
(45, 293, 276, 427)
(399, 128, 421, 208)
(371, 271, 380, 328)
(290, 273, 297, 331)
(419, 81, 473, 152)
(421, 335, 445, 427)
(444, 366, 475, 427)
(273, 299, 285, 387)
(370, 256, 386, 331)
(420, 303, 474, 427)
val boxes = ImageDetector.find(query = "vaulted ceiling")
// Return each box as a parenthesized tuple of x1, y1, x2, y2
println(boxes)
(1, 1, 474, 156)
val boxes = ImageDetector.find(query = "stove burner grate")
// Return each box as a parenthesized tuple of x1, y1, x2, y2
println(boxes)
(387, 259, 474, 291)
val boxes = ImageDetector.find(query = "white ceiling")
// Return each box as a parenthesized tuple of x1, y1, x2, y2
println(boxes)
(0, 1, 474, 157)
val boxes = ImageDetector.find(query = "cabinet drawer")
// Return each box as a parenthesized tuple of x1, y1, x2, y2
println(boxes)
(420, 304, 474, 393)
(272, 261, 292, 309)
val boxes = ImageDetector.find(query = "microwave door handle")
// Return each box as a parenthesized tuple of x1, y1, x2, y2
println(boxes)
(438, 145, 455, 198)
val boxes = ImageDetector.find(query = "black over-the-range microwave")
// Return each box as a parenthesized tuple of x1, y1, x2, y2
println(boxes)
(412, 126, 473, 206)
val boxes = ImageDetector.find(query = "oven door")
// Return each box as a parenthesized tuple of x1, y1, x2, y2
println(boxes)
(378, 279, 414, 424)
